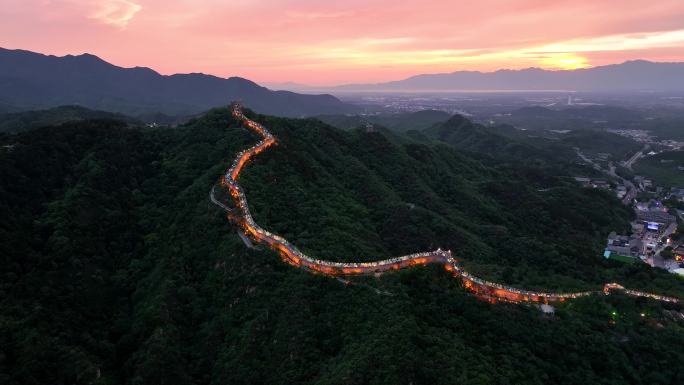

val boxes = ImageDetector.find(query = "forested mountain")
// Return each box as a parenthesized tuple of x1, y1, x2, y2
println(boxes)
(2, 109, 684, 384)
(0, 106, 139, 133)
(421, 114, 578, 166)
(336, 60, 684, 91)
(0, 48, 356, 117)
(421, 113, 643, 165)
(316, 109, 451, 132)
(560, 130, 642, 159)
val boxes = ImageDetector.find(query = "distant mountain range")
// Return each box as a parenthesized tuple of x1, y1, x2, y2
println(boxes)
(334, 61, 684, 92)
(0, 48, 356, 117)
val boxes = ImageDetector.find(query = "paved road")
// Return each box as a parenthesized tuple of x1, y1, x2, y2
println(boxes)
(210, 186, 232, 212)
(652, 222, 678, 268)
(623, 145, 649, 170)
(575, 149, 636, 204)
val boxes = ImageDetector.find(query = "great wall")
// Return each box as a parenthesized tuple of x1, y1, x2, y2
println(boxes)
(211, 103, 681, 305)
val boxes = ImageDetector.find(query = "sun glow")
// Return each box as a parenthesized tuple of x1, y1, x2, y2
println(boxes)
(539, 53, 590, 70)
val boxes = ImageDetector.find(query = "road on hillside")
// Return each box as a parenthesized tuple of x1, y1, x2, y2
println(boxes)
(575, 149, 636, 204)
(623, 145, 649, 170)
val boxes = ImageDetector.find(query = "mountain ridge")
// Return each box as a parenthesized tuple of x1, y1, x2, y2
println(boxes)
(0, 47, 357, 117)
(334, 60, 684, 92)
(0, 105, 141, 133)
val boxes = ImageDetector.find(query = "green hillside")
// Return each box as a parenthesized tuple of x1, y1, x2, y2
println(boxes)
(560, 129, 642, 160)
(422, 115, 580, 168)
(316, 109, 451, 132)
(423, 116, 642, 166)
(0, 105, 139, 133)
(634, 151, 684, 188)
(1, 109, 684, 384)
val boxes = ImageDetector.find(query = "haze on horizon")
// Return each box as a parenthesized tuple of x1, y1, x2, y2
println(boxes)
(2, 0, 684, 85)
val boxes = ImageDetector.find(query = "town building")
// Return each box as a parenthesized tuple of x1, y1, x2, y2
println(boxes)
(635, 209, 675, 232)
(593, 179, 611, 189)
(635, 201, 650, 211)
(673, 245, 684, 261)
(670, 188, 684, 201)
(604, 232, 642, 263)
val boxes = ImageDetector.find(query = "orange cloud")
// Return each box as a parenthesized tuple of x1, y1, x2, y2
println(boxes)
(89, 0, 142, 28)
(1, 0, 684, 84)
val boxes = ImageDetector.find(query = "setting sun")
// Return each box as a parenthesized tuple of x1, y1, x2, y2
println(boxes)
(539, 53, 591, 70)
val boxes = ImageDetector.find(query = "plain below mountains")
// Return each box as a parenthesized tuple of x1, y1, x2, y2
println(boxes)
(0, 47, 356, 118)
(335, 60, 684, 92)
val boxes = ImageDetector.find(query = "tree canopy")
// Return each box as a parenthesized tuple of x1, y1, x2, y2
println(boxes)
(1, 108, 683, 385)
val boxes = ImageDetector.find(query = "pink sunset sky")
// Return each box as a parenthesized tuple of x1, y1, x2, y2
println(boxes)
(2, 0, 684, 85)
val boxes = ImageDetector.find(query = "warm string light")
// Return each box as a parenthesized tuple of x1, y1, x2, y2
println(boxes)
(217, 103, 681, 305)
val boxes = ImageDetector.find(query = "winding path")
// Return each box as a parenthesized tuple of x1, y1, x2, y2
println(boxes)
(212, 103, 680, 305)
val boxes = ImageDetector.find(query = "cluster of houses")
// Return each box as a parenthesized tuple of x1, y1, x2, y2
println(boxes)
(604, 233, 642, 263)
(574, 172, 684, 275)
(633, 176, 653, 190)
(604, 204, 677, 263)
(573, 176, 628, 199)
(574, 176, 610, 189)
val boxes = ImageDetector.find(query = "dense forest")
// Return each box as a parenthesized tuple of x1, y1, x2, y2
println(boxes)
(316, 109, 451, 132)
(418, 115, 641, 166)
(0, 106, 139, 133)
(1, 108, 684, 384)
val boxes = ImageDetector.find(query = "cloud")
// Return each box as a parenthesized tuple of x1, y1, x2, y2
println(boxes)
(531, 29, 684, 54)
(89, 0, 142, 28)
(4, 0, 684, 84)
(285, 11, 351, 20)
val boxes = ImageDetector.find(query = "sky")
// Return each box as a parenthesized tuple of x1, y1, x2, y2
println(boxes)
(2, 0, 684, 85)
